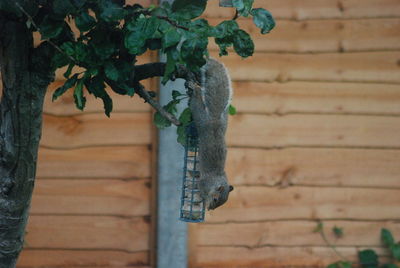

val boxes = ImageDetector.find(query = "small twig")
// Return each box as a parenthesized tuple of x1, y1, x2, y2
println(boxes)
(15, 2, 76, 63)
(139, 9, 190, 31)
(133, 81, 181, 126)
(156, 15, 190, 31)
(317, 224, 348, 262)
(232, 9, 239, 20)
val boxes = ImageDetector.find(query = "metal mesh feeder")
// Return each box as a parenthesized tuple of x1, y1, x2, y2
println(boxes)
(179, 123, 205, 222)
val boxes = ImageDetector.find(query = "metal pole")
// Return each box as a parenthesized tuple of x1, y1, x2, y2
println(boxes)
(156, 1, 188, 267)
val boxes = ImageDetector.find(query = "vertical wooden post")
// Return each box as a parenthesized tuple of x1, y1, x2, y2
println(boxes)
(156, 1, 188, 268)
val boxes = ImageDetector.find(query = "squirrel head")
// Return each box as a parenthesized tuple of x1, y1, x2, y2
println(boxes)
(201, 177, 234, 210)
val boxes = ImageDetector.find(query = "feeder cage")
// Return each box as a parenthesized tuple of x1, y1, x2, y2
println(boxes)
(179, 123, 205, 222)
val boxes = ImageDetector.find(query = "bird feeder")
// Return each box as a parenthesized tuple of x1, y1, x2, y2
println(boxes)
(179, 123, 205, 222)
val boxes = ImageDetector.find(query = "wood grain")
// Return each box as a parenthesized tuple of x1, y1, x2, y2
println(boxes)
(196, 246, 388, 268)
(41, 113, 151, 148)
(17, 249, 149, 268)
(215, 51, 400, 83)
(24, 215, 150, 251)
(197, 220, 400, 247)
(208, 18, 400, 53)
(226, 147, 400, 188)
(37, 146, 151, 179)
(231, 81, 400, 115)
(204, 0, 400, 20)
(30, 179, 150, 216)
(45, 80, 151, 115)
(227, 114, 400, 148)
(205, 186, 400, 222)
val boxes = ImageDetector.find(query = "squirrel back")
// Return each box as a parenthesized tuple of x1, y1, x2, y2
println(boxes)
(189, 58, 234, 210)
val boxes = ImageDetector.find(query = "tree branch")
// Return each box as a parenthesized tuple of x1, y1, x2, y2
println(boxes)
(133, 81, 181, 126)
(14, 2, 76, 63)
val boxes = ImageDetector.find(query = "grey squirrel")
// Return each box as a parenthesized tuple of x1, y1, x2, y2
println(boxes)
(189, 58, 234, 210)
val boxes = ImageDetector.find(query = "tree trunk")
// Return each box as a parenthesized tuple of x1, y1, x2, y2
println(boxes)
(0, 18, 54, 267)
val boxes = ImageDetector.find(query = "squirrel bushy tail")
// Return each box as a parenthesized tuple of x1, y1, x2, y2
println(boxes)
(189, 58, 234, 210)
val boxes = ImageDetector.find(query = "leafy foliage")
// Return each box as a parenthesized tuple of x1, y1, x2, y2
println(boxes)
(321, 225, 400, 268)
(0, 0, 274, 134)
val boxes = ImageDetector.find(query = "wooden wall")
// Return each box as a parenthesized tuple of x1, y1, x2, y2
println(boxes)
(7, 0, 400, 267)
(190, 1, 400, 267)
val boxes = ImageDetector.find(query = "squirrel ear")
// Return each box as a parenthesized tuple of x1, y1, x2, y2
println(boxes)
(229, 185, 234, 192)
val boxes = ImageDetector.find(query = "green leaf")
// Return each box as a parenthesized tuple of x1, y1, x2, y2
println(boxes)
(228, 104, 237, 115)
(381, 264, 399, 268)
(162, 49, 177, 84)
(52, 74, 79, 101)
(176, 124, 187, 146)
(154, 112, 172, 129)
(172, 90, 182, 100)
(232, 0, 254, 17)
(313, 222, 323, 233)
(63, 63, 74, 79)
(104, 61, 119, 81)
(52, 51, 70, 69)
(181, 36, 208, 70)
(382, 229, 395, 247)
(73, 79, 86, 110)
(179, 107, 192, 125)
(162, 27, 181, 50)
(391, 244, 400, 261)
(212, 20, 239, 38)
(98, 0, 125, 22)
(358, 249, 379, 268)
(333, 226, 344, 238)
(53, 0, 75, 17)
(39, 16, 64, 39)
(327, 261, 353, 268)
(232, 29, 254, 58)
(75, 11, 96, 32)
(171, 0, 207, 20)
(251, 8, 275, 34)
(327, 263, 338, 268)
(101, 92, 113, 117)
(125, 16, 160, 55)
(61, 42, 75, 56)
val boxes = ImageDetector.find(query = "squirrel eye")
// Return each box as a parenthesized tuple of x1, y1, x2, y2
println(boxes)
(217, 186, 224, 192)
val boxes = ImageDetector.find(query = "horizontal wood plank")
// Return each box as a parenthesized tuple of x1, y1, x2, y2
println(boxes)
(196, 246, 388, 268)
(41, 113, 151, 148)
(45, 80, 151, 115)
(204, 0, 400, 20)
(197, 220, 400, 247)
(226, 148, 400, 188)
(25, 215, 149, 251)
(208, 18, 400, 53)
(232, 81, 400, 115)
(215, 51, 400, 83)
(30, 179, 150, 216)
(206, 186, 400, 222)
(227, 114, 400, 148)
(17, 249, 149, 267)
(37, 146, 151, 179)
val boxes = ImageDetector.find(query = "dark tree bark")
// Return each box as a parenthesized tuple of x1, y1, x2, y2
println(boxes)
(0, 18, 54, 267)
